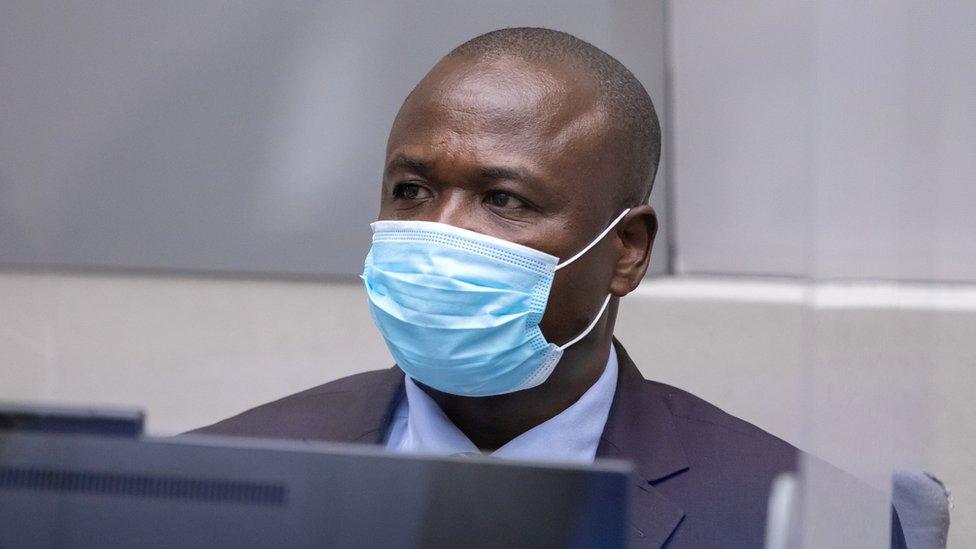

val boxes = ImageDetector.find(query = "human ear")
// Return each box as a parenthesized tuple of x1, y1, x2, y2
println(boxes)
(609, 204, 657, 297)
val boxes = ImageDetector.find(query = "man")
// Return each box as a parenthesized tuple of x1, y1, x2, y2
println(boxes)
(194, 28, 904, 547)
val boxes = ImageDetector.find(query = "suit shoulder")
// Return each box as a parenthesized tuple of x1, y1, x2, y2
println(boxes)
(645, 379, 800, 461)
(187, 368, 399, 439)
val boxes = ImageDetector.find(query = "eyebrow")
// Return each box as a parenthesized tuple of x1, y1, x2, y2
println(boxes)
(385, 154, 430, 177)
(477, 165, 533, 184)
(385, 154, 536, 185)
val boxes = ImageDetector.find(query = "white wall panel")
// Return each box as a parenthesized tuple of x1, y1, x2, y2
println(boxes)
(1, 271, 971, 545)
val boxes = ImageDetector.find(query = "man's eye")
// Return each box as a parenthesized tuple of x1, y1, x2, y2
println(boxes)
(392, 183, 429, 200)
(485, 191, 526, 209)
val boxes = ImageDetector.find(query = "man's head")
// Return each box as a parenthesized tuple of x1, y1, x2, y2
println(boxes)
(379, 27, 659, 349)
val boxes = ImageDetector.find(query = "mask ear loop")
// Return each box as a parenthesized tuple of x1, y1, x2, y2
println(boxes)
(557, 294, 613, 351)
(551, 208, 630, 350)
(553, 208, 631, 271)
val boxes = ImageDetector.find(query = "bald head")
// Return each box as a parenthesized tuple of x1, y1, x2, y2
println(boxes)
(446, 27, 661, 205)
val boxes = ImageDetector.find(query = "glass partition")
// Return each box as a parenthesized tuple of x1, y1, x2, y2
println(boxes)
(790, 3, 968, 545)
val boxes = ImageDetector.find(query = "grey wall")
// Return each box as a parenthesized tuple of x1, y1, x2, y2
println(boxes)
(0, 0, 670, 277)
(670, 1, 976, 282)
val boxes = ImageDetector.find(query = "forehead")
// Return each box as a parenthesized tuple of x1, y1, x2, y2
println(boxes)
(387, 55, 609, 178)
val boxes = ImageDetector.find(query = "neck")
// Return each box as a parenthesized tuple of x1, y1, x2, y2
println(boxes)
(421, 322, 615, 451)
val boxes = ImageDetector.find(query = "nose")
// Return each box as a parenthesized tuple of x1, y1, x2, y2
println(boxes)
(425, 190, 482, 233)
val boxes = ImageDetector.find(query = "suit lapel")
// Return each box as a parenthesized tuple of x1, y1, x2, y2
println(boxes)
(597, 339, 689, 547)
(322, 367, 405, 445)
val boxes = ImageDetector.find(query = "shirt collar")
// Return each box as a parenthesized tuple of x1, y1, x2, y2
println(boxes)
(390, 346, 619, 464)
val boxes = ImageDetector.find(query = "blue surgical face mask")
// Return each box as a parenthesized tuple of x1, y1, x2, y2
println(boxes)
(361, 208, 631, 397)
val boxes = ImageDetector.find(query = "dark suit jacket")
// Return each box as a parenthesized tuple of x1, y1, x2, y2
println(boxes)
(193, 339, 905, 548)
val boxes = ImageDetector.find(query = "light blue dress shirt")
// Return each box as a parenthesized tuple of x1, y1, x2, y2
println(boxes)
(384, 346, 618, 464)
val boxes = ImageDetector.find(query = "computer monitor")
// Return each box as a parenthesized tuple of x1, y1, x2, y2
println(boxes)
(0, 431, 631, 548)
(0, 402, 143, 437)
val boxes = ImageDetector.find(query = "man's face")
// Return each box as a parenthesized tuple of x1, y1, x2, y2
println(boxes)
(379, 55, 625, 344)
